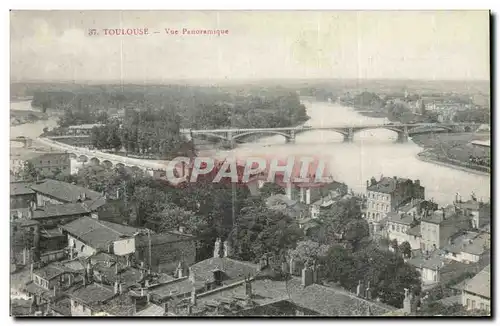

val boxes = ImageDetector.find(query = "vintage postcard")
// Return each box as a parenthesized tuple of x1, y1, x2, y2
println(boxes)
(9, 10, 491, 317)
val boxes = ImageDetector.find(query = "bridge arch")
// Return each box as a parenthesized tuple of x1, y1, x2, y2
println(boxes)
(102, 160, 113, 169)
(89, 157, 101, 166)
(77, 155, 89, 163)
(115, 163, 125, 170)
(231, 130, 293, 141)
(68, 153, 77, 160)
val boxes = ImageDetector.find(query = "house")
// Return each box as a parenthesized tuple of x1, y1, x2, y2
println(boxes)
(10, 149, 71, 178)
(443, 231, 490, 263)
(10, 181, 36, 209)
(365, 176, 425, 234)
(454, 199, 490, 230)
(265, 194, 308, 220)
(134, 230, 197, 274)
(60, 216, 139, 259)
(420, 206, 470, 253)
(24, 202, 92, 229)
(24, 262, 79, 306)
(462, 265, 490, 312)
(30, 179, 104, 207)
(385, 212, 419, 249)
(68, 282, 118, 316)
(297, 181, 348, 205)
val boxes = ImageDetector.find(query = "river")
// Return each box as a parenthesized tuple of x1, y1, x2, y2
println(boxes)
(217, 99, 490, 206)
(10, 99, 490, 206)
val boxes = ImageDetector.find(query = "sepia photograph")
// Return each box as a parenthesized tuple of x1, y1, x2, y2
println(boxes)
(9, 10, 491, 317)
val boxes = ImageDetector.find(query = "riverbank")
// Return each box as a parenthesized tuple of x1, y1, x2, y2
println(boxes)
(416, 152, 490, 176)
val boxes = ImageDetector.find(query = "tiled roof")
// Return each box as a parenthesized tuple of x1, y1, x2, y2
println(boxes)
(386, 212, 414, 225)
(445, 232, 489, 256)
(190, 257, 260, 285)
(60, 217, 139, 250)
(10, 182, 35, 196)
(367, 177, 410, 194)
(407, 252, 448, 271)
(34, 263, 71, 280)
(51, 297, 71, 316)
(464, 265, 490, 298)
(32, 202, 90, 219)
(100, 293, 136, 316)
(149, 278, 195, 300)
(30, 179, 102, 203)
(24, 282, 54, 299)
(69, 283, 116, 305)
(192, 277, 395, 316)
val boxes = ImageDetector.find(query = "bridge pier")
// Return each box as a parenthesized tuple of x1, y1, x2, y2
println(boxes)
(397, 131, 409, 143)
(286, 130, 296, 144)
(343, 129, 354, 143)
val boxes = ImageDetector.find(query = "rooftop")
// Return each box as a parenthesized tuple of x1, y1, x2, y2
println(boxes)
(464, 265, 490, 298)
(135, 231, 195, 248)
(190, 257, 260, 285)
(444, 232, 489, 256)
(30, 179, 103, 204)
(135, 303, 165, 316)
(69, 283, 116, 306)
(32, 202, 90, 219)
(60, 216, 139, 250)
(386, 212, 414, 226)
(366, 177, 412, 194)
(10, 181, 35, 196)
(34, 262, 71, 280)
(149, 277, 196, 300)
(191, 277, 395, 316)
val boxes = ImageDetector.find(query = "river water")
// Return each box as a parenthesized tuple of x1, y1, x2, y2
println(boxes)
(10, 99, 490, 206)
(219, 99, 490, 206)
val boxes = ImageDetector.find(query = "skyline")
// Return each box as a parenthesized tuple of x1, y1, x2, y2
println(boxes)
(11, 10, 490, 82)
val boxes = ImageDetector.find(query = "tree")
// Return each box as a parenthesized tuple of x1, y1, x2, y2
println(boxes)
(399, 241, 412, 259)
(323, 245, 357, 286)
(390, 239, 399, 253)
(15, 161, 39, 181)
(259, 182, 285, 198)
(229, 205, 303, 263)
(288, 240, 330, 266)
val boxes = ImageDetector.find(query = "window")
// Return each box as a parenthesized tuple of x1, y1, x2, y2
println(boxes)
(47, 160, 50, 164)
(480, 303, 484, 310)
(471, 300, 476, 309)
(391, 224, 395, 231)
(80, 245, 85, 252)
(397, 225, 400, 232)
(486, 305, 490, 311)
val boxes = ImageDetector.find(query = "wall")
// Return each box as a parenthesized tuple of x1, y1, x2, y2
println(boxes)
(68, 235, 97, 257)
(420, 221, 439, 252)
(29, 153, 71, 177)
(420, 267, 438, 283)
(387, 223, 411, 245)
(11, 193, 36, 209)
(113, 238, 135, 256)
(37, 213, 88, 229)
(37, 193, 65, 206)
(462, 291, 490, 312)
(70, 300, 93, 316)
(366, 190, 391, 222)
(135, 239, 196, 274)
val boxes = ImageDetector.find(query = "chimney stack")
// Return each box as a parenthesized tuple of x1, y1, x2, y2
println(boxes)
(119, 283, 123, 294)
(213, 238, 221, 258)
(190, 287, 197, 306)
(245, 276, 253, 298)
(114, 281, 119, 294)
(223, 239, 232, 258)
(301, 267, 314, 288)
(356, 280, 365, 297)
(259, 255, 268, 271)
(365, 281, 372, 300)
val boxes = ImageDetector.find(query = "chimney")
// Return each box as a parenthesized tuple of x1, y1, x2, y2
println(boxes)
(81, 192, 87, 200)
(53, 284, 58, 297)
(189, 268, 195, 283)
(245, 277, 253, 298)
(365, 281, 372, 300)
(114, 281, 119, 294)
(116, 188, 120, 199)
(356, 280, 365, 297)
(366, 180, 369, 188)
(141, 288, 144, 297)
(442, 208, 446, 219)
(259, 255, 268, 271)
(213, 238, 221, 258)
(178, 226, 185, 234)
(119, 283, 123, 294)
(403, 288, 413, 315)
(281, 261, 289, 275)
(30, 263, 34, 280)
(289, 257, 296, 275)
(301, 267, 314, 288)
(190, 287, 197, 306)
(17, 210, 22, 219)
(67, 273, 73, 287)
(115, 263, 119, 275)
(223, 239, 232, 258)
(26, 209, 32, 220)
(187, 305, 193, 316)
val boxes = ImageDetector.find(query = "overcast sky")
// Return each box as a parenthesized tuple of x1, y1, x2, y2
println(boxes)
(10, 10, 489, 82)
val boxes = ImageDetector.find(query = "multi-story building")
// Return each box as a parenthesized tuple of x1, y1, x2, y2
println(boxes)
(462, 265, 490, 312)
(30, 179, 104, 207)
(10, 149, 71, 178)
(365, 176, 425, 234)
(10, 181, 36, 209)
(420, 206, 470, 253)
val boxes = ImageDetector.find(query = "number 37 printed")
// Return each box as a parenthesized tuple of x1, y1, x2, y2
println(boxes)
(88, 29, 98, 36)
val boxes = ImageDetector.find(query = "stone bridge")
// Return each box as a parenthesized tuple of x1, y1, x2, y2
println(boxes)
(36, 137, 171, 173)
(181, 123, 480, 146)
